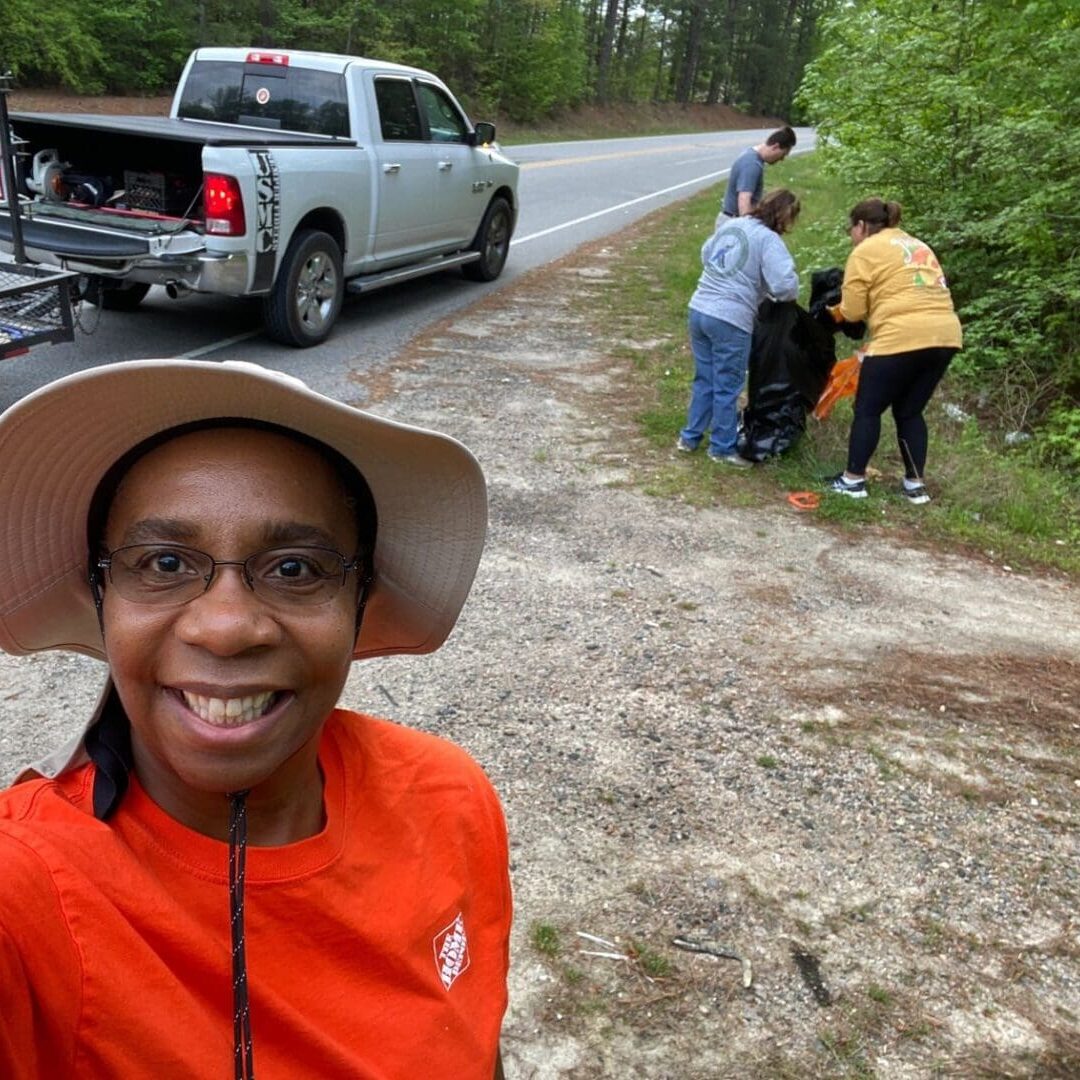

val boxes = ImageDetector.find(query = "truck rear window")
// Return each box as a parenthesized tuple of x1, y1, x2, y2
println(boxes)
(177, 61, 349, 139)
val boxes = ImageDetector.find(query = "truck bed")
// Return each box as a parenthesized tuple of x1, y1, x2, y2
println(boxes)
(11, 114, 358, 148)
(10, 114, 358, 196)
(3, 114, 359, 254)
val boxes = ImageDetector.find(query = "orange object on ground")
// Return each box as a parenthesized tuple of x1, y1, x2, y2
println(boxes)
(787, 491, 821, 511)
(0, 710, 511, 1079)
(813, 353, 863, 420)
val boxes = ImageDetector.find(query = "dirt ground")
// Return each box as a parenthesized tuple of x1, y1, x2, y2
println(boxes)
(349, 245, 1080, 1078)
(1, 114, 1078, 1075)
(7, 92, 175, 115)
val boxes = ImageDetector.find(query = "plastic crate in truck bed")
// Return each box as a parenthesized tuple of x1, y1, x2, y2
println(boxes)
(122, 170, 199, 216)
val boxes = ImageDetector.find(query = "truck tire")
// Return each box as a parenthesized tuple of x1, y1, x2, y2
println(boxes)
(462, 197, 512, 282)
(98, 282, 151, 312)
(263, 229, 344, 347)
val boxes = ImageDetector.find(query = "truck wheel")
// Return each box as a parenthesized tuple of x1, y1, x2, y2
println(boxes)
(98, 282, 151, 311)
(263, 229, 344, 347)
(462, 197, 512, 282)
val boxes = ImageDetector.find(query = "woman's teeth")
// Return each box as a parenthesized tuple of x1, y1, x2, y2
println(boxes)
(181, 690, 276, 726)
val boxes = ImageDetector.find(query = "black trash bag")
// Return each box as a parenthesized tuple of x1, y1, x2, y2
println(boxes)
(738, 267, 870, 462)
(809, 266, 866, 340)
(737, 298, 838, 462)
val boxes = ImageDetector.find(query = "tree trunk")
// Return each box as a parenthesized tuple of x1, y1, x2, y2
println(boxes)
(594, 0, 621, 103)
(675, 0, 708, 104)
(652, 8, 671, 102)
(258, 0, 275, 47)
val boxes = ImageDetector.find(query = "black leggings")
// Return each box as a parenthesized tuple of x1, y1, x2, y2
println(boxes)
(847, 347, 957, 478)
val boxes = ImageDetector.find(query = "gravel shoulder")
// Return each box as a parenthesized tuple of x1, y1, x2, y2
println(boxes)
(2, 234, 1078, 1077)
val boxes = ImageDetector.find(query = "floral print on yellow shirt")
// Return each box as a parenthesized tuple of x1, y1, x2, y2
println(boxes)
(889, 235, 949, 289)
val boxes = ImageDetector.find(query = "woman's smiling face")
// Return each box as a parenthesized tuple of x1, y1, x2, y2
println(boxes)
(99, 426, 362, 827)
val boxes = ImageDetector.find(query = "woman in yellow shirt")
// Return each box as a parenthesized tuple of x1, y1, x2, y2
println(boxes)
(826, 197, 962, 504)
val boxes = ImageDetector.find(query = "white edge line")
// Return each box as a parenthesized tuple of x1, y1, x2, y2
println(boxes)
(511, 169, 730, 246)
(176, 329, 262, 359)
(511, 144, 814, 247)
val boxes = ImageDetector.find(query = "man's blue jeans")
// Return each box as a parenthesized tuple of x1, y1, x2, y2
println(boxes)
(679, 309, 751, 456)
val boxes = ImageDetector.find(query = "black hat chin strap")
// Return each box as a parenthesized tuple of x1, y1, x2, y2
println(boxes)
(86, 687, 132, 821)
(228, 790, 255, 1080)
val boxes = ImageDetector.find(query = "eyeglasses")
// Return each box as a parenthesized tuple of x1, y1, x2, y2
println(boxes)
(97, 544, 366, 607)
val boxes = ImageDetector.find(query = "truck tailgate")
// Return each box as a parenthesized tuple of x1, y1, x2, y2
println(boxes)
(0, 211, 149, 258)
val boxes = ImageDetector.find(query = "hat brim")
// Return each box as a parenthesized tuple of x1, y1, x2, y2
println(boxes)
(0, 359, 487, 661)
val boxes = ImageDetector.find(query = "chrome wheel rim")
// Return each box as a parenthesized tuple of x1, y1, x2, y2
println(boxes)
(485, 209, 509, 269)
(295, 251, 338, 333)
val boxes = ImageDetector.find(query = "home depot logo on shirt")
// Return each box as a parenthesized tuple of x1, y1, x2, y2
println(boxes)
(433, 912, 471, 990)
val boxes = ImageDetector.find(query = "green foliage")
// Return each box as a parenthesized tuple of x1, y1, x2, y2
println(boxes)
(88, 1, 195, 93)
(474, 1, 588, 121)
(768, 156, 860, 305)
(1038, 406, 1080, 473)
(3, 0, 107, 93)
(2, 1, 823, 120)
(798, 0, 1080, 454)
(531, 921, 561, 956)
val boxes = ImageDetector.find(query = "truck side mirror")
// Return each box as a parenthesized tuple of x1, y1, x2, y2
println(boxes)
(469, 122, 496, 147)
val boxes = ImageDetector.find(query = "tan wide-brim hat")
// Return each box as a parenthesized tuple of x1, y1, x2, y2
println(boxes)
(0, 358, 487, 662)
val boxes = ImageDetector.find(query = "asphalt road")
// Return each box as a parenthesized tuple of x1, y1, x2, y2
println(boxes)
(0, 127, 814, 410)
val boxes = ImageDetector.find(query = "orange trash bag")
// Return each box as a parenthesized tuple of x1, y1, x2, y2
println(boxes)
(813, 353, 863, 420)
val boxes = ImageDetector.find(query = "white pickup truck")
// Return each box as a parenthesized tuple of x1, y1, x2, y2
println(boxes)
(0, 48, 520, 346)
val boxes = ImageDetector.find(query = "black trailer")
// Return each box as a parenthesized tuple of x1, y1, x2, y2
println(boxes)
(0, 70, 74, 359)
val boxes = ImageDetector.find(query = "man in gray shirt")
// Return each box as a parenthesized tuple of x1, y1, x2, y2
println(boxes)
(720, 126, 797, 219)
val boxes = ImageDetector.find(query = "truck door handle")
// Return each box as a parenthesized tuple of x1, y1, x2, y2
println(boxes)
(438, 160, 453, 171)
(383, 163, 401, 174)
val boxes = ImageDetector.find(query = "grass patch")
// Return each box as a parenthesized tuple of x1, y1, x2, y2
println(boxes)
(867, 743, 899, 781)
(818, 1029, 877, 1078)
(628, 940, 673, 979)
(531, 921, 561, 957)
(582, 152, 1080, 575)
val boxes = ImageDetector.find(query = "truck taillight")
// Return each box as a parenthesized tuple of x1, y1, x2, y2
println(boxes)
(246, 51, 289, 67)
(204, 174, 245, 236)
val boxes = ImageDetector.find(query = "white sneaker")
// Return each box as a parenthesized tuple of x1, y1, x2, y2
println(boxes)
(902, 483, 930, 505)
(709, 452, 753, 469)
(825, 473, 868, 498)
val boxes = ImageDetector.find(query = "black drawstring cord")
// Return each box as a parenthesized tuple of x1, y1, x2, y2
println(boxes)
(228, 790, 255, 1080)
(86, 687, 133, 822)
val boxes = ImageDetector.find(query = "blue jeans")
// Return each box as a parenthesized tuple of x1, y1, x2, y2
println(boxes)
(679, 309, 751, 456)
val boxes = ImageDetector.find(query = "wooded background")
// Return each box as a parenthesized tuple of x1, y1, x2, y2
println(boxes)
(2, 0, 826, 121)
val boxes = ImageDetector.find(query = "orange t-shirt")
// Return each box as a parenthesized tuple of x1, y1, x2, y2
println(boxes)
(0, 709, 511, 1079)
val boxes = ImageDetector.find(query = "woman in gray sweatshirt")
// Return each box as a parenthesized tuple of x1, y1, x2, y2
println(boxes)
(677, 189, 801, 467)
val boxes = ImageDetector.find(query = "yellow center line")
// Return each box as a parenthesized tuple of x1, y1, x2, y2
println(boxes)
(519, 140, 743, 170)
